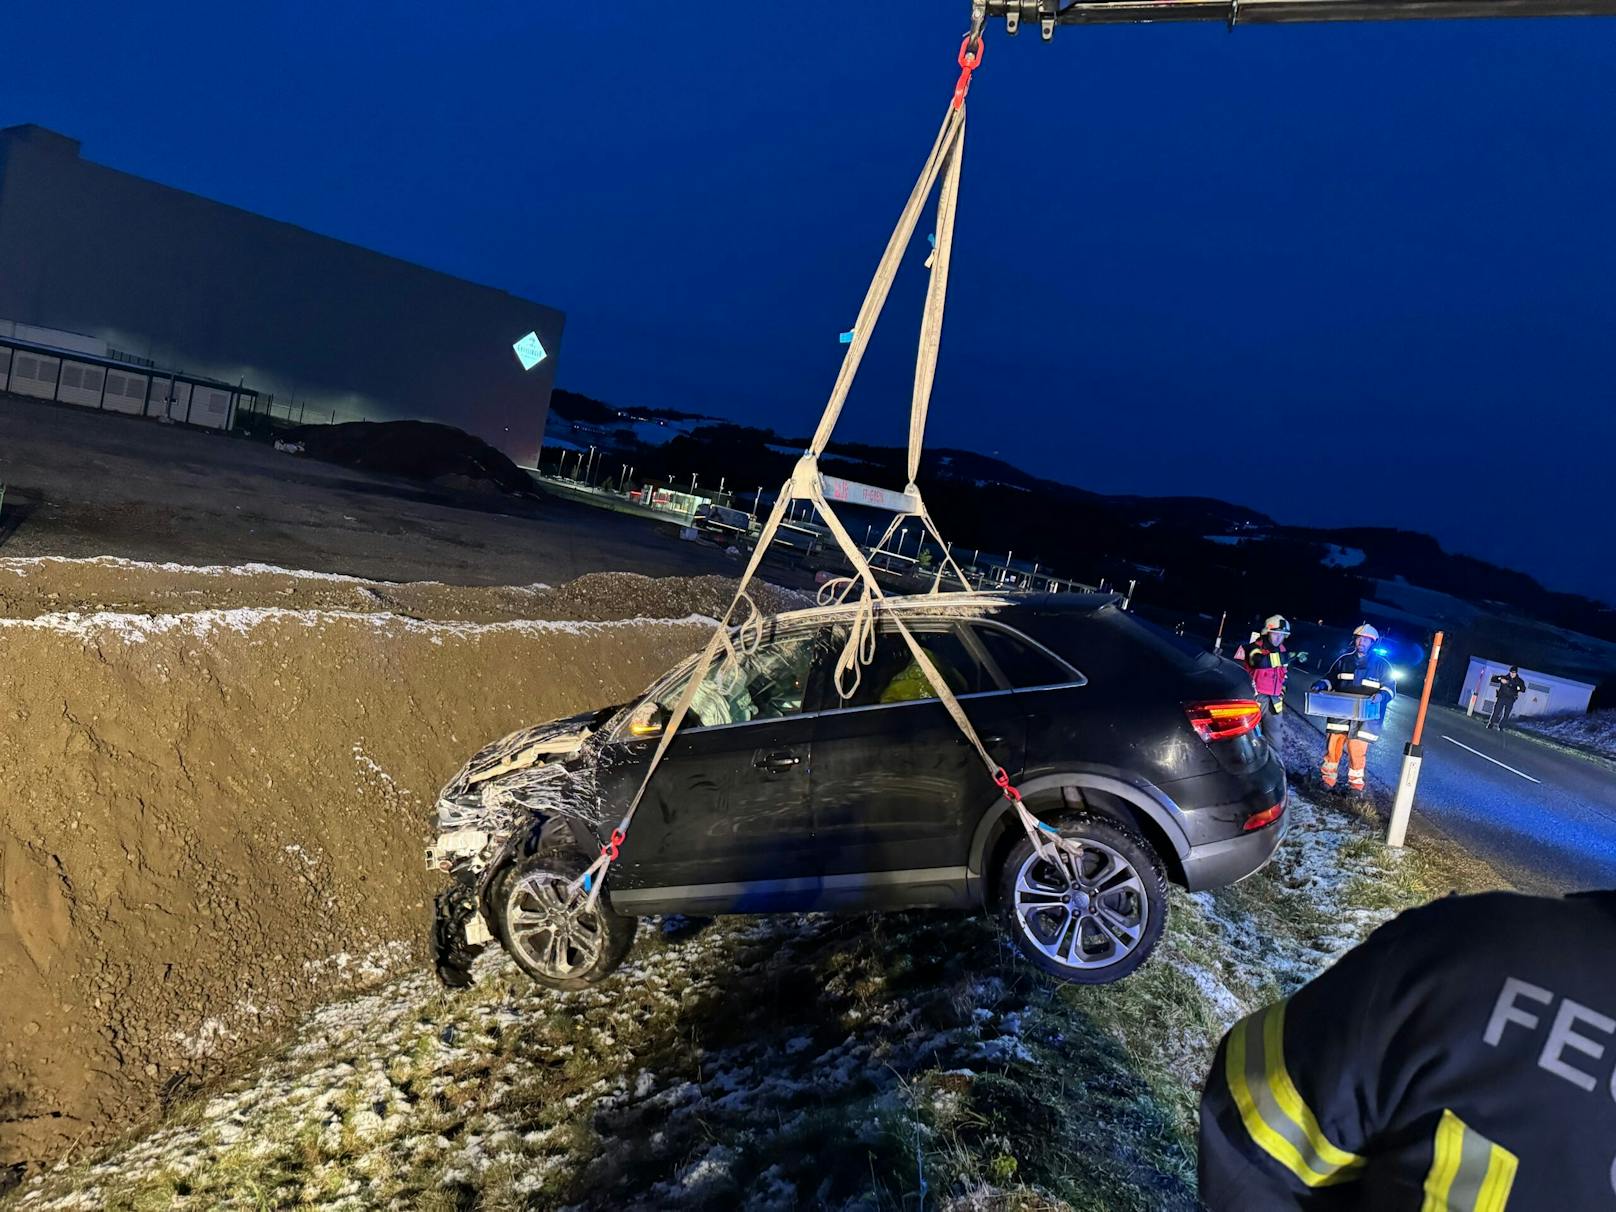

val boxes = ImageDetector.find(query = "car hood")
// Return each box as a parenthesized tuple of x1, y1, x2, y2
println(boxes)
(435, 706, 621, 832)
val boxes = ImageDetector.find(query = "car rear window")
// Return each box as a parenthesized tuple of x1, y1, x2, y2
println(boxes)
(1125, 616, 1220, 670)
(1005, 604, 1217, 682)
(971, 624, 1074, 689)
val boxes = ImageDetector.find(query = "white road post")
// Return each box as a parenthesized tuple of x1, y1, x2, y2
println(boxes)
(1387, 630, 1445, 849)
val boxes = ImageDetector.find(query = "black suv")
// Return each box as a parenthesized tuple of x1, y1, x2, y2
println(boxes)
(429, 593, 1287, 988)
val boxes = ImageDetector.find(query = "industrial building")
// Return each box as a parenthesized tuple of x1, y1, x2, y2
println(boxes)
(0, 124, 564, 466)
(1457, 657, 1596, 720)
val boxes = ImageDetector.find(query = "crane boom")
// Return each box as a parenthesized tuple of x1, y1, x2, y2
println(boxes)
(984, 0, 1616, 35)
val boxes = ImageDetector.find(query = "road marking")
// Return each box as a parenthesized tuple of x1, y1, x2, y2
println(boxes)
(1440, 736, 1542, 784)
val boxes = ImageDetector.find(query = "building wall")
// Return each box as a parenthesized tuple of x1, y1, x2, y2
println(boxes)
(0, 125, 563, 466)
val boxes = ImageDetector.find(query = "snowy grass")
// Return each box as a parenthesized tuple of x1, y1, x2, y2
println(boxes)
(8, 730, 1508, 1211)
(1515, 709, 1616, 765)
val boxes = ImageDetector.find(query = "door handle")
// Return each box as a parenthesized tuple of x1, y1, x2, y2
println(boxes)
(754, 750, 801, 772)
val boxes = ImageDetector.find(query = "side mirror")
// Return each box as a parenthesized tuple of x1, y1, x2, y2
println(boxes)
(627, 700, 666, 737)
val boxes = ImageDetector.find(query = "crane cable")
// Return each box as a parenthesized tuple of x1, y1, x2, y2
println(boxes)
(572, 19, 1080, 912)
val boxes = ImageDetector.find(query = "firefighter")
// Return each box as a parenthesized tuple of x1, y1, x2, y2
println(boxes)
(1489, 666, 1527, 732)
(1235, 614, 1295, 720)
(1311, 624, 1394, 793)
(1198, 887, 1616, 1210)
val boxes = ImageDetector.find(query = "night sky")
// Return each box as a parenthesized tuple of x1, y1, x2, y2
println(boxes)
(7, 3, 1614, 602)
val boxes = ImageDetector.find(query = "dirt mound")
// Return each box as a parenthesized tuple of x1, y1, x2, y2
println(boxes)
(0, 559, 812, 625)
(283, 420, 535, 497)
(0, 560, 754, 1170)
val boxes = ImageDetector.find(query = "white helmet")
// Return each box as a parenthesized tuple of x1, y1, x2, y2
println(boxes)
(1353, 624, 1380, 641)
(1264, 615, 1290, 635)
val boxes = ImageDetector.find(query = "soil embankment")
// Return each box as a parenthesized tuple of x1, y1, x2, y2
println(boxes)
(0, 561, 791, 1169)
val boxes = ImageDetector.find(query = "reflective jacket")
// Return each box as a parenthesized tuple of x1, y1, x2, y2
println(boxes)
(1240, 635, 1292, 698)
(1199, 890, 1616, 1211)
(1314, 650, 1395, 741)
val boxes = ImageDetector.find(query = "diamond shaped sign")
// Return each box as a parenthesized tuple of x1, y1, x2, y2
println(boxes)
(512, 331, 547, 371)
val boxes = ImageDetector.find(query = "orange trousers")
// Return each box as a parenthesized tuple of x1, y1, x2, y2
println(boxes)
(1321, 734, 1369, 790)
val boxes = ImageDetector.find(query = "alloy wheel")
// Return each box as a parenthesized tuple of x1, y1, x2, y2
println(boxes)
(1011, 837, 1150, 971)
(504, 869, 605, 979)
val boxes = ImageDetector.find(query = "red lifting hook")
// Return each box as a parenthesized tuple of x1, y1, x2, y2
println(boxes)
(952, 33, 986, 111)
(993, 766, 1022, 804)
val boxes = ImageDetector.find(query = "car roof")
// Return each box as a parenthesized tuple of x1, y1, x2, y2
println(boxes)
(768, 590, 1120, 629)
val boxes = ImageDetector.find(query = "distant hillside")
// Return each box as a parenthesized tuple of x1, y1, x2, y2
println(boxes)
(543, 392, 1615, 645)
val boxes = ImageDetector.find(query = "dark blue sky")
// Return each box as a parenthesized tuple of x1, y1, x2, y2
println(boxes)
(8, 3, 1614, 601)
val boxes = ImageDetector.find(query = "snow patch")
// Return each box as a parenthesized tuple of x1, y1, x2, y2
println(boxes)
(0, 607, 714, 643)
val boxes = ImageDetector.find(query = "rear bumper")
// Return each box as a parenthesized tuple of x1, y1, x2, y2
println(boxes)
(1180, 788, 1289, 892)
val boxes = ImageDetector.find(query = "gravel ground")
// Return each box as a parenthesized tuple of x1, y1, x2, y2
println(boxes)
(0, 396, 763, 587)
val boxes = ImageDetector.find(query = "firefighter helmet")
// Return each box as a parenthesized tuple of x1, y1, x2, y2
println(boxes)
(1353, 624, 1380, 641)
(1264, 615, 1290, 635)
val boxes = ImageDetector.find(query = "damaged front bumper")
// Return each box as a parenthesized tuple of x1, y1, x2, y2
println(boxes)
(426, 712, 609, 989)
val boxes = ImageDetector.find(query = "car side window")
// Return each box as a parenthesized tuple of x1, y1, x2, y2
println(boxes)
(972, 624, 1076, 689)
(836, 624, 994, 710)
(653, 627, 839, 729)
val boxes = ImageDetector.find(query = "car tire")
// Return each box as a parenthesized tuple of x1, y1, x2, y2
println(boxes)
(996, 814, 1167, 985)
(491, 829, 637, 991)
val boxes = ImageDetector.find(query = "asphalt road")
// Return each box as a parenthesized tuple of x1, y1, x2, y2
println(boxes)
(1282, 674, 1616, 895)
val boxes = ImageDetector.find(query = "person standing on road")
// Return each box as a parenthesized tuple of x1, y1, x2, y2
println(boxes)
(1234, 615, 1295, 723)
(1198, 886, 1616, 1211)
(1311, 624, 1395, 793)
(1489, 666, 1528, 732)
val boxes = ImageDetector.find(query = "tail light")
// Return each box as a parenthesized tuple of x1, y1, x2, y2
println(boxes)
(1244, 801, 1286, 832)
(1184, 700, 1264, 743)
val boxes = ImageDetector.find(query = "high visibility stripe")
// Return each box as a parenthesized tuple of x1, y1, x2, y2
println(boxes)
(1224, 1004, 1365, 1189)
(1421, 1110, 1517, 1212)
(1261, 1004, 1365, 1174)
(1363, 678, 1382, 689)
(1337, 672, 1355, 680)
(1269, 653, 1282, 666)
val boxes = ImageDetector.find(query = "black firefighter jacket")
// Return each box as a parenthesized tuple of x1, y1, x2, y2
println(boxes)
(1199, 890, 1616, 1210)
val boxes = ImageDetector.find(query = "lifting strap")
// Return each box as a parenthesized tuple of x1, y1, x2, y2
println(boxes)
(574, 26, 1068, 909)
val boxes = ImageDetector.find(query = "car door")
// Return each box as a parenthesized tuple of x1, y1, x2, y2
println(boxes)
(596, 622, 840, 916)
(807, 619, 1026, 907)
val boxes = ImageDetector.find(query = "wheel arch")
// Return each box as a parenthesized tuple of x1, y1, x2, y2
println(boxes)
(476, 813, 600, 918)
(969, 769, 1190, 905)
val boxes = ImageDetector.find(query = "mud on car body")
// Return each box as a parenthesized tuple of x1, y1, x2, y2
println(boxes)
(428, 592, 1289, 989)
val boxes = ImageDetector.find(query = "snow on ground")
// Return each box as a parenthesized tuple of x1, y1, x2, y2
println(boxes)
(1321, 543, 1367, 568)
(10, 718, 1493, 1211)
(1516, 709, 1616, 764)
(11, 792, 1436, 1210)
(0, 555, 396, 583)
(0, 607, 714, 644)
